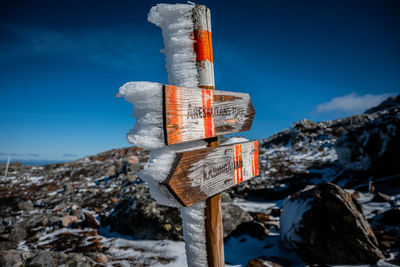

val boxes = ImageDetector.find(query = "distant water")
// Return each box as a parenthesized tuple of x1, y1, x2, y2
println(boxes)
(0, 159, 69, 166)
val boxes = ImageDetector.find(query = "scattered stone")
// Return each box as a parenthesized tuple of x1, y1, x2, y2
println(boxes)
(60, 215, 78, 227)
(226, 221, 268, 240)
(247, 256, 287, 267)
(17, 201, 34, 212)
(222, 193, 253, 238)
(9, 225, 28, 246)
(372, 192, 392, 203)
(63, 183, 74, 193)
(28, 251, 96, 267)
(83, 212, 99, 229)
(0, 250, 35, 267)
(280, 182, 385, 264)
(106, 185, 183, 240)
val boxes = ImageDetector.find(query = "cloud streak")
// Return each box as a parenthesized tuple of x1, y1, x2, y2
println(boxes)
(316, 93, 395, 114)
(63, 153, 78, 158)
(0, 23, 158, 70)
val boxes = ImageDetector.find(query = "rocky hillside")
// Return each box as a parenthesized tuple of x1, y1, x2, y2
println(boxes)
(0, 95, 399, 266)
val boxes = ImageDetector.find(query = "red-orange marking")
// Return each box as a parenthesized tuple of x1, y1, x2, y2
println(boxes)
(202, 89, 214, 138)
(238, 144, 243, 183)
(165, 85, 183, 145)
(194, 29, 213, 62)
(252, 141, 260, 176)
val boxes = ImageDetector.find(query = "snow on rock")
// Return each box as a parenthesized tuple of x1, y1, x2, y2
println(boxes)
(280, 183, 385, 264)
(280, 188, 313, 247)
(335, 111, 400, 175)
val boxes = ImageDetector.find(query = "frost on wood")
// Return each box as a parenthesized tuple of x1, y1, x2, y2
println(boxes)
(117, 82, 164, 150)
(137, 140, 207, 208)
(180, 201, 207, 267)
(148, 4, 198, 88)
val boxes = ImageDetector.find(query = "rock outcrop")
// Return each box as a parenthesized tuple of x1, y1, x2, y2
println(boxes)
(280, 182, 384, 264)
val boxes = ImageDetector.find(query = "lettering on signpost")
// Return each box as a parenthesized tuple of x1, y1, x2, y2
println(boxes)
(163, 140, 259, 207)
(164, 85, 255, 145)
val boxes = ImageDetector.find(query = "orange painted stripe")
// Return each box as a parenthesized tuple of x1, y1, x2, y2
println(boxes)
(194, 29, 213, 62)
(165, 85, 183, 145)
(233, 145, 238, 184)
(238, 144, 243, 183)
(253, 141, 259, 176)
(233, 144, 243, 184)
(202, 89, 214, 138)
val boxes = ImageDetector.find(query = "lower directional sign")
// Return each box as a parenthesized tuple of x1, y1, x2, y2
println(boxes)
(164, 140, 259, 206)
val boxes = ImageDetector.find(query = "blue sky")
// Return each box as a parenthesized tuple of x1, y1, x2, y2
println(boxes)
(0, 0, 399, 161)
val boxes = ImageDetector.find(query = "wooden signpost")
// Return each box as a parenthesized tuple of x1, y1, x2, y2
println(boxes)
(164, 140, 259, 207)
(121, 4, 260, 267)
(164, 85, 255, 145)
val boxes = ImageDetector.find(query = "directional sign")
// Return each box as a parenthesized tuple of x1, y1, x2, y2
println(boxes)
(163, 85, 255, 145)
(163, 140, 259, 207)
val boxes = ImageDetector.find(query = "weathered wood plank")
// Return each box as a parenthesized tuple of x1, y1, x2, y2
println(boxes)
(163, 140, 259, 207)
(164, 85, 255, 145)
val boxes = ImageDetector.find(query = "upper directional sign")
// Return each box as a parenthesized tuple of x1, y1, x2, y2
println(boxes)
(163, 140, 259, 206)
(164, 85, 255, 145)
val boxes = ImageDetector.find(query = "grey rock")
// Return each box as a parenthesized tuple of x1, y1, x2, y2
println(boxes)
(247, 256, 289, 267)
(9, 224, 28, 245)
(226, 221, 269, 240)
(18, 201, 34, 212)
(107, 184, 182, 240)
(280, 182, 385, 264)
(63, 183, 74, 193)
(0, 249, 36, 267)
(28, 251, 95, 267)
(221, 193, 253, 238)
(372, 192, 392, 203)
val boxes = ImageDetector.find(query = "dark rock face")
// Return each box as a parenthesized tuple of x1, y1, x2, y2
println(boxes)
(247, 256, 289, 267)
(221, 192, 253, 238)
(335, 109, 400, 176)
(227, 221, 269, 240)
(365, 95, 400, 114)
(280, 183, 384, 264)
(106, 185, 183, 241)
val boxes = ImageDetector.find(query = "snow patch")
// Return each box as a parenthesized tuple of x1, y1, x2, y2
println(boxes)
(280, 193, 313, 248)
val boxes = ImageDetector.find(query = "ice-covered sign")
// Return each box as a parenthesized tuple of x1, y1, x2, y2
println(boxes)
(163, 140, 259, 206)
(118, 82, 255, 148)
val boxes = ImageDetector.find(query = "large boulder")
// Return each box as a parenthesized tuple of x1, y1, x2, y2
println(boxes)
(106, 185, 183, 240)
(280, 182, 385, 264)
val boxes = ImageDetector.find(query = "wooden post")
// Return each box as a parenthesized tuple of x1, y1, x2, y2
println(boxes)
(193, 5, 225, 267)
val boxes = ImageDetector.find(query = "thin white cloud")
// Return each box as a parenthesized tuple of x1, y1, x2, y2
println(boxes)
(316, 92, 395, 114)
(0, 23, 157, 70)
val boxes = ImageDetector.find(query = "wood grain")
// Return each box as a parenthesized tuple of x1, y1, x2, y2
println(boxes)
(163, 85, 255, 145)
(205, 194, 224, 267)
(163, 140, 259, 207)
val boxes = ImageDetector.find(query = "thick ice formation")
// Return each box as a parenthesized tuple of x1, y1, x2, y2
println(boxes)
(148, 4, 213, 266)
(138, 140, 207, 208)
(148, 4, 198, 88)
(180, 201, 207, 267)
(118, 82, 164, 150)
